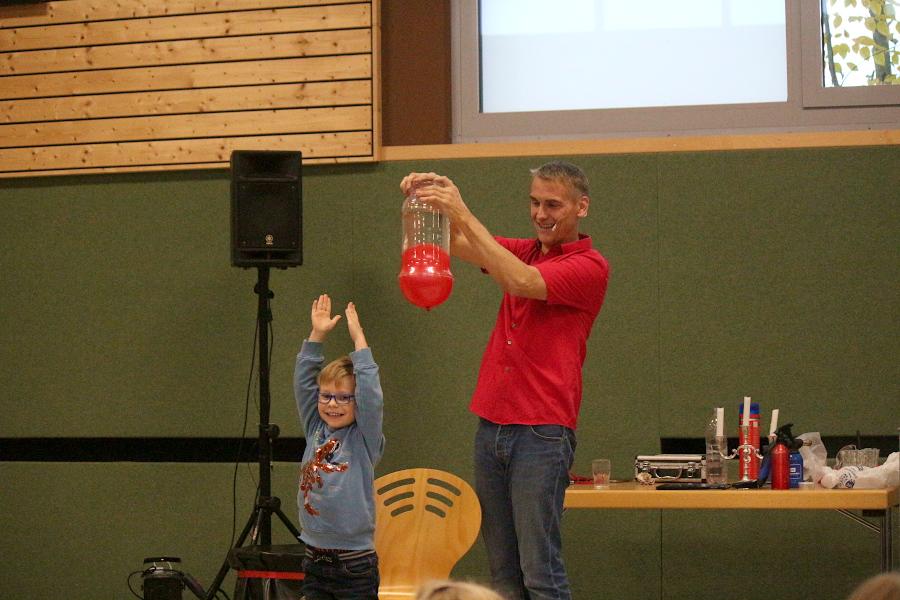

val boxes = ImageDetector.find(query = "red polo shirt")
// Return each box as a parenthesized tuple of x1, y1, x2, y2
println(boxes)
(469, 235, 609, 430)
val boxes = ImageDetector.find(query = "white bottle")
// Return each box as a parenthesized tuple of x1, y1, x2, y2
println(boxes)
(705, 407, 728, 484)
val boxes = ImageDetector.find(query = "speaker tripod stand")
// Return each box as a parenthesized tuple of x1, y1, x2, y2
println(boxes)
(205, 266, 303, 600)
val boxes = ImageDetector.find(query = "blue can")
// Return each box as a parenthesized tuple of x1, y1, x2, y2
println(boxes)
(789, 451, 804, 488)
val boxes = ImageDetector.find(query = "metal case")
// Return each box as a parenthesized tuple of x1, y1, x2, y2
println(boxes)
(634, 454, 706, 482)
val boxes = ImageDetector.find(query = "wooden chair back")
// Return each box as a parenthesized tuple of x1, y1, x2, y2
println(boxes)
(374, 468, 482, 599)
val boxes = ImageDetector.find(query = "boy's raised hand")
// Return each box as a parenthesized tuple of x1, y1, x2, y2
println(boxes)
(345, 301, 368, 351)
(309, 294, 341, 342)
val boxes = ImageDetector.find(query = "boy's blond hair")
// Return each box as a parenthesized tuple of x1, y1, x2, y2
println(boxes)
(318, 355, 354, 388)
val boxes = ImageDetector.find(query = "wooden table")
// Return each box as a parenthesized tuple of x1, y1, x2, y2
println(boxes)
(565, 482, 898, 571)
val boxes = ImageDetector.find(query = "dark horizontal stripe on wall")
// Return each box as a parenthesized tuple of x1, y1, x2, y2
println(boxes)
(0, 437, 306, 463)
(662, 435, 897, 457)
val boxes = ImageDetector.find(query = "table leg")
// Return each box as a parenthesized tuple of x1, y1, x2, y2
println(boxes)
(880, 507, 893, 572)
(839, 508, 895, 572)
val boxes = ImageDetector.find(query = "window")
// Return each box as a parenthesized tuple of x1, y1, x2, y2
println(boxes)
(451, 0, 900, 142)
(480, 0, 787, 113)
(800, 0, 900, 107)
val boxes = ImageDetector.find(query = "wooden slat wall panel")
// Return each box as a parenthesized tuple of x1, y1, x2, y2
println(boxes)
(0, 0, 379, 177)
(1, 29, 373, 76)
(1, 5, 372, 51)
(0, 0, 362, 28)
(0, 55, 372, 99)
(1, 81, 372, 123)
(0, 132, 373, 171)
(0, 106, 372, 147)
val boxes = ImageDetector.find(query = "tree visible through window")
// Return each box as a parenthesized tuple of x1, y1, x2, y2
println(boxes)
(820, 0, 899, 87)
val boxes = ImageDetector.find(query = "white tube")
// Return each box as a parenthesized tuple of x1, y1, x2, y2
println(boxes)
(715, 407, 724, 437)
(769, 409, 779, 437)
(742, 396, 751, 427)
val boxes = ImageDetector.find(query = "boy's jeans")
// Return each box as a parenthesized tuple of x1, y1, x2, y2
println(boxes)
(474, 418, 576, 600)
(302, 550, 379, 600)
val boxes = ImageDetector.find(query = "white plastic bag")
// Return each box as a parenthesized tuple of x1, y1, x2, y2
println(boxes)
(798, 432, 828, 482)
(819, 451, 898, 489)
(798, 432, 898, 489)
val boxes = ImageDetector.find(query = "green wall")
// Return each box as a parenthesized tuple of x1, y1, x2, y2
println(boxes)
(1, 146, 897, 599)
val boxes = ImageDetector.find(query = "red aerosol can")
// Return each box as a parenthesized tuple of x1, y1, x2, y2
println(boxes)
(770, 424, 792, 490)
(738, 399, 761, 479)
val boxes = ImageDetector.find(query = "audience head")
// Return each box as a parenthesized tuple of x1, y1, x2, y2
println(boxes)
(416, 579, 505, 600)
(847, 572, 900, 600)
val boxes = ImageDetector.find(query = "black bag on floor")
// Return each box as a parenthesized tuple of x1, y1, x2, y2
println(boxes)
(228, 544, 306, 600)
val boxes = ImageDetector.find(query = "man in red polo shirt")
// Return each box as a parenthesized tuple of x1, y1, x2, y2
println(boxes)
(401, 161, 609, 600)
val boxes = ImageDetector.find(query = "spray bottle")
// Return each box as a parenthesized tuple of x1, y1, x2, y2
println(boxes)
(771, 423, 799, 490)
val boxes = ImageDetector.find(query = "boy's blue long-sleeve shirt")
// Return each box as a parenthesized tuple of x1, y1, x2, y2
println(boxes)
(294, 340, 385, 550)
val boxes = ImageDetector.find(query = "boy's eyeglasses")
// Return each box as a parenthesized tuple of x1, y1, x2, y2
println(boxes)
(318, 392, 356, 405)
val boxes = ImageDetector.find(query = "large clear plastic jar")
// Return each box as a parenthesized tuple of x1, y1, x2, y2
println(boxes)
(705, 408, 728, 484)
(398, 180, 453, 310)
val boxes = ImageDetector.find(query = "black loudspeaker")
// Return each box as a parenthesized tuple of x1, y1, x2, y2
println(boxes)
(231, 150, 302, 268)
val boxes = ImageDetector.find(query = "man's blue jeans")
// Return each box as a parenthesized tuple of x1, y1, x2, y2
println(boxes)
(474, 418, 576, 600)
